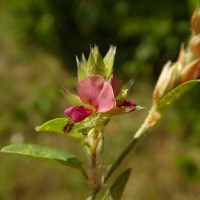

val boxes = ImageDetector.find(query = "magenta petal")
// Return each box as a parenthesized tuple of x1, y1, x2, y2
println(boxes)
(64, 106, 74, 116)
(109, 75, 121, 97)
(64, 106, 93, 122)
(77, 75, 115, 112)
(78, 75, 105, 106)
(118, 100, 137, 108)
(106, 100, 137, 115)
(96, 82, 116, 112)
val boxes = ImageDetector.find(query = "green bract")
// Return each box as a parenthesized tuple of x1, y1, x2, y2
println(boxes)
(62, 90, 84, 106)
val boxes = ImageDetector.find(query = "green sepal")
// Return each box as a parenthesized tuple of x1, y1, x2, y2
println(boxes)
(36, 118, 94, 140)
(77, 46, 116, 81)
(77, 54, 88, 81)
(86, 46, 105, 77)
(1, 144, 88, 179)
(102, 168, 132, 200)
(157, 79, 200, 112)
(103, 46, 116, 79)
(116, 80, 134, 101)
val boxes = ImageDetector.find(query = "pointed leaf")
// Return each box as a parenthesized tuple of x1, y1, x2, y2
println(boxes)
(1, 144, 83, 169)
(102, 168, 132, 200)
(157, 80, 200, 112)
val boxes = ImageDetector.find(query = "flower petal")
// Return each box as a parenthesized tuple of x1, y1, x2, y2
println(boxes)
(78, 75, 105, 106)
(64, 106, 93, 123)
(106, 100, 138, 115)
(77, 75, 115, 112)
(109, 75, 121, 97)
(96, 82, 116, 112)
(118, 100, 137, 108)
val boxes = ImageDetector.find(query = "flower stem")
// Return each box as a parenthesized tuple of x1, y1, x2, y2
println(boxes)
(87, 129, 102, 200)
(89, 152, 98, 199)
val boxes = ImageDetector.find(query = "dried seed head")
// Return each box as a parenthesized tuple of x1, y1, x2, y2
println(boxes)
(189, 35, 200, 56)
(191, 8, 200, 34)
(153, 62, 178, 103)
(179, 58, 200, 83)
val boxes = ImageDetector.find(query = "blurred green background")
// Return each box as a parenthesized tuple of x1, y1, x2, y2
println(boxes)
(1, 0, 200, 199)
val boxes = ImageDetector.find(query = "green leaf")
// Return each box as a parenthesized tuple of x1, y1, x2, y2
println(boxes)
(1, 143, 85, 170)
(36, 118, 71, 134)
(36, 118, 94, 140)
(157, 80, 200, 112)
(102, 168, 132, 200)
(1, 144, 88, 179)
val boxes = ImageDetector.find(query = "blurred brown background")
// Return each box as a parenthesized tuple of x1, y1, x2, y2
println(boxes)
(0, 0, 200, 199)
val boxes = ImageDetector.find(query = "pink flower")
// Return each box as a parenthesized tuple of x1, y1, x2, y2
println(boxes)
(77, 75, 116, 112)
(64, 75, 137, 122)
(64, 106, 93, 123)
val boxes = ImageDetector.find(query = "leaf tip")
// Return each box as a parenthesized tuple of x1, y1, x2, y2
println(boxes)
(0, 145, 13, 153)
(35, 126, 40, 132)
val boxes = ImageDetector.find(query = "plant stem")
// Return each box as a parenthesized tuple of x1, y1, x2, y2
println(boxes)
(88, 105, 160, 198)
(87, 130, 101, 200)
(103, 105, 157, 184)
(89, 152, 98, 200)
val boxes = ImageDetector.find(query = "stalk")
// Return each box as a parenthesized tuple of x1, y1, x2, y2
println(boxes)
(87, 129, 102, 200)
(103, 105, 158, 183)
